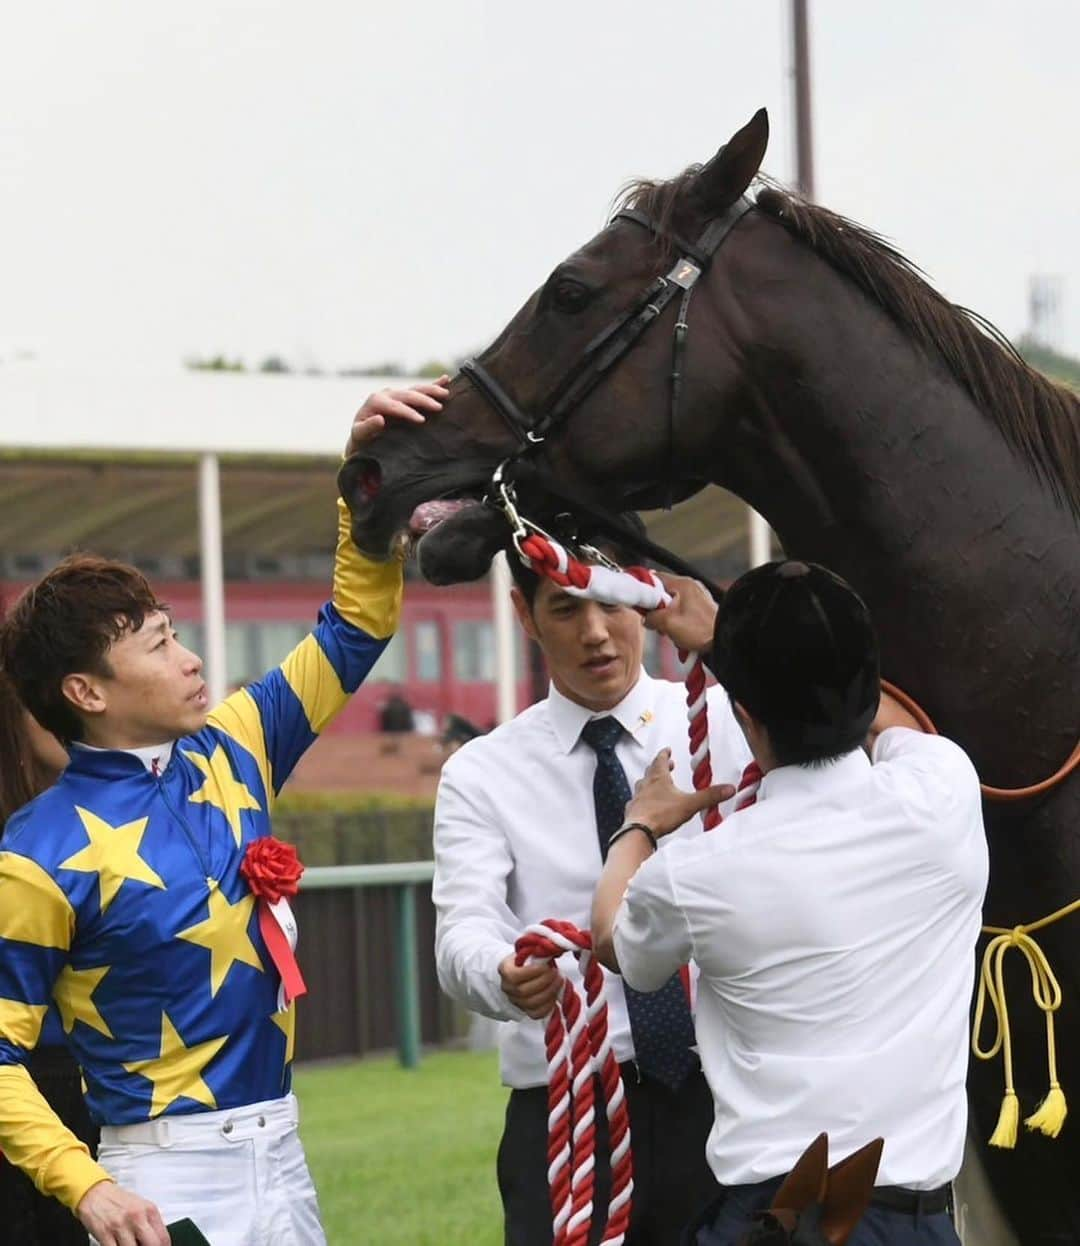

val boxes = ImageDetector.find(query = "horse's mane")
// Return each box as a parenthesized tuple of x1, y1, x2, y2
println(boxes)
(615, 172, 1080, 519)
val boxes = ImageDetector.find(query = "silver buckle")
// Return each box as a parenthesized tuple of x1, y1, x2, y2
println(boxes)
(484, 463, 627, 576)
(576, 540, 622, 573)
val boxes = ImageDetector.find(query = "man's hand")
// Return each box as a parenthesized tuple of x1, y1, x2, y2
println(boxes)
(344, 375, 451, 457)
(624, 749, 734, 839)
(643, 574, 718, 654)
(499, 955, 562, 1020)
(592, 750, 732, 972)
(866, 689, 924, 751)
(76, 1179, 170, 1246)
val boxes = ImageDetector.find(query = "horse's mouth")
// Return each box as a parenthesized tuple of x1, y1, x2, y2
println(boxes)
(407, 497, 482, 540)
(410, 496, 509, 585)
(340, 448, 502, 568)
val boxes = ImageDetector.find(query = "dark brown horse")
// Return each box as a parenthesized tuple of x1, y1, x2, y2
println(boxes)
(343, 109, 1080, 1242)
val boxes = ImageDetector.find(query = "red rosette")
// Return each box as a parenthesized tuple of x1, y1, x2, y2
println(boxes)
(242, 837, 307, 1007)
(240, 836, 304, 904)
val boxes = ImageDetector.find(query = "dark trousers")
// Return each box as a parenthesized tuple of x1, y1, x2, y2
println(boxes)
(688, 1176, 960, 1246)
(0, 1046, 98, 1246)
(498, 1065, 720, 1246)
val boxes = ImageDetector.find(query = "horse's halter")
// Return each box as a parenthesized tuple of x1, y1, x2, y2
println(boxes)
(459, 193, 755, 500)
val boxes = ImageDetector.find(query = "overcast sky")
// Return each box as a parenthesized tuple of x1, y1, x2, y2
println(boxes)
(2, 1, 1077, 377)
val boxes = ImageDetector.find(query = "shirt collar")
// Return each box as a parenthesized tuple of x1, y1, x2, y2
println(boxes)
(756, 747, 871, 804)
(71, 739, 176, 776)
(547, 670, 658, 755)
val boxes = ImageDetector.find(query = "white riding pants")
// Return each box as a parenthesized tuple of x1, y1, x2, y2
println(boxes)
(95, 1093, 326, 1246)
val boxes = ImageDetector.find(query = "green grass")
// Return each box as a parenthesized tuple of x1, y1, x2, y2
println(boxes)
(294, 1050, 506, 1246)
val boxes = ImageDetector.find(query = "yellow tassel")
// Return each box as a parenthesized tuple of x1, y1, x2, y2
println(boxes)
(989, 1090, 1020, 1148)
(1025, 1084, 1068, 1138)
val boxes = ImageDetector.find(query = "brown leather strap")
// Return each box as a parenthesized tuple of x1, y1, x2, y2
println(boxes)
(880, 679, 1080, 802)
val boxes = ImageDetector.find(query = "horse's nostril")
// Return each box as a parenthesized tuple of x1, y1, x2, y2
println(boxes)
(357, 460, 382, 501)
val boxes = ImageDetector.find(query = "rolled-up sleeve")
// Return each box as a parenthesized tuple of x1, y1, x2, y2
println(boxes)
(612, 850, 693, 993)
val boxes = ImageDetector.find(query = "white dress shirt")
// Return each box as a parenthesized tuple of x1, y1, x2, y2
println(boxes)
(613, 728, 988, 1190)
(433, 670, 753, 1089)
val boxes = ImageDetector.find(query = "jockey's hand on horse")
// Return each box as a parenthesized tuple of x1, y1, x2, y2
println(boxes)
(499, 955, 563, 1020)
(345, 375, 451, 456)
(625, 749, 735, 839)
(642, 573, 718, 654)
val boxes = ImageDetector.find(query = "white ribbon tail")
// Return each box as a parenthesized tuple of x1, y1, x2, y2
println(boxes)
(269, 895, 299, 1013)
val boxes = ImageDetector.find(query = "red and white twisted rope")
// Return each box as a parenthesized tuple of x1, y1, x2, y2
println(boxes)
(515, 920, 633, 1246)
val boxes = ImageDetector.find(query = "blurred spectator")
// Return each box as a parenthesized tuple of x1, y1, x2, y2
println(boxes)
(441, 713, 483, 756)
(380, 693, 415, 733)
(0, 674, 96, 1246)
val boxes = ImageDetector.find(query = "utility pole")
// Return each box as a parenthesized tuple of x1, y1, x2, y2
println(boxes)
(491, 552, 517, 724)
(792, 0, 815, 198)
(747, 1, 817, 570)
(749, 0, 816, 568)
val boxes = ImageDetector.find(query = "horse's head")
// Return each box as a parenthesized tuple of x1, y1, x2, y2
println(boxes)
(739, 1134, 884, 1246)
(342, 109, 770, 584)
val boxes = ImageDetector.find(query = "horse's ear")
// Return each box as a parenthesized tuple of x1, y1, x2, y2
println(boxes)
(772, 1132, 829, 1214)
(818, 1138, 884, 1246)
(694, 108, 769, 212)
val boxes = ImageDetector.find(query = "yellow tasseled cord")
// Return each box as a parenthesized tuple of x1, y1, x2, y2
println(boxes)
(972, 899, 1080, 1147)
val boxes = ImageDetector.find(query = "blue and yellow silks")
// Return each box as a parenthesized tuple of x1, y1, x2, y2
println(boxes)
(0, 500, 401, 1209)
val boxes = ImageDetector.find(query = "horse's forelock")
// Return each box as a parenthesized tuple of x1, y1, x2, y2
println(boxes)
(611, 164, 704, 245)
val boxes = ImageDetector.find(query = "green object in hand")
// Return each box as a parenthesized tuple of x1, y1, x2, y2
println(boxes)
(167, 1220, 212, 1246)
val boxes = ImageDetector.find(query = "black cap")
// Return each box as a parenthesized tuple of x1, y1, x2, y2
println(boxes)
(711, 560, 880, 762)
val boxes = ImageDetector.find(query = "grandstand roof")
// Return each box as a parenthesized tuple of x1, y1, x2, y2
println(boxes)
(0, 361, 751, 568)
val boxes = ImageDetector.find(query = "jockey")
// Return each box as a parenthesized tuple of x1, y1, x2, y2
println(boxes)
(432, 521, 753, 1246)
(592, 561, 988, 1246)
(0, 381, 444, 1246)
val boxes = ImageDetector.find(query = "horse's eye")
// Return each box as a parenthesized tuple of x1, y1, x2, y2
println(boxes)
(551, 278, 592, 313)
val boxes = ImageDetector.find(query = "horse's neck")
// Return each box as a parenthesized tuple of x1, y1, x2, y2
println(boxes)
(709, 256, 1078, 784)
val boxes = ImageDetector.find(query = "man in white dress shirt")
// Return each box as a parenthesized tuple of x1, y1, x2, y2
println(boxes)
(592, 561, 988, 1246)
(433, 524, 753, 1245)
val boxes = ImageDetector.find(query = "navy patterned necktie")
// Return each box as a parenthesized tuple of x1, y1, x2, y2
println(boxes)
(580, 715, 698, 1090)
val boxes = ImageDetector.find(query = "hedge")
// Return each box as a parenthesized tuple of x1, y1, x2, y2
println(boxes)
(273, 794, 435, 866)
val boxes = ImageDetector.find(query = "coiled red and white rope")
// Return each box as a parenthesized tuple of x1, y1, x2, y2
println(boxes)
(515, 920, 633, 1246)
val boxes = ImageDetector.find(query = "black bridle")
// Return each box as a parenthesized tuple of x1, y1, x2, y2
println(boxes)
(457, 194, 754, 584)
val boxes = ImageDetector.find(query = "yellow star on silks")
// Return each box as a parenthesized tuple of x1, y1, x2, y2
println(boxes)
(271, 1003, 296, 1065)
(183, 746, 262, 846)
(54, 964, 114, 1038)
(60, 808, 166, 913)
(176, 888, 263, 997)
(123, 1011, 228, 1118)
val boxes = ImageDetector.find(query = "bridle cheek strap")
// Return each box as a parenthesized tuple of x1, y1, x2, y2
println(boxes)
(459, 357, 537, 449)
